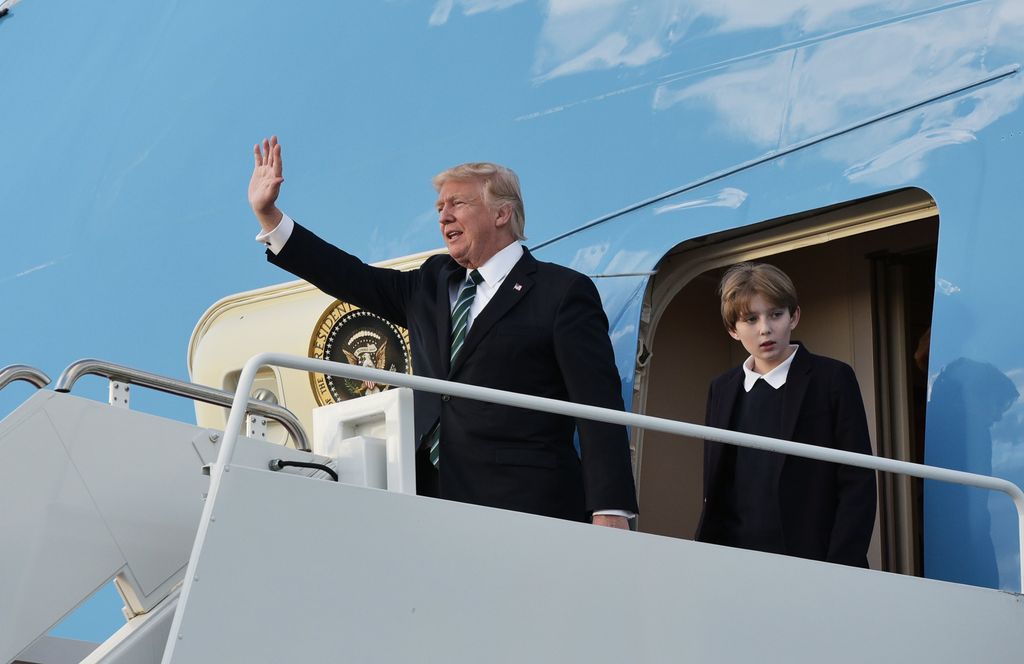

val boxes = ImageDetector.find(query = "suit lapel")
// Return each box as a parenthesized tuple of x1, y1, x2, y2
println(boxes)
(705, 368, 743, 487)
(780, 344, 812, 441)
(448, 249, 536, 377)
(712, 369, 744, 429)
(436, 258, 464, 374)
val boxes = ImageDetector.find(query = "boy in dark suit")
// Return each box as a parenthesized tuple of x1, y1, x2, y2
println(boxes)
(695, 262, 876, 567)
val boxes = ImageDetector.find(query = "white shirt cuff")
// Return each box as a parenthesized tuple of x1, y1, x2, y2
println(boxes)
(255, 213, 295, 255)
(593, 509, 635, 519)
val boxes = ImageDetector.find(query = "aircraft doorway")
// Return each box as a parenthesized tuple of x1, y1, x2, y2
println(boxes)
(633, 189, 938, 573)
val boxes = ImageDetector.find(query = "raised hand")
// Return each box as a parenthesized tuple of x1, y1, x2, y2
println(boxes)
(248, 136, 285, 232)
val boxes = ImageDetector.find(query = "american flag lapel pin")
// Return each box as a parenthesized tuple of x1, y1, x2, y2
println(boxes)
(513, 283, 522, 291)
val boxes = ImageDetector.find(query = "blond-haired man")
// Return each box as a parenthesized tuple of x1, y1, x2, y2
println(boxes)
(248, 137, 637, 526)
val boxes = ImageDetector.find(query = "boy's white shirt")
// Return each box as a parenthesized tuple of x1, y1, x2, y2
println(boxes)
(741, 344, 800, 392)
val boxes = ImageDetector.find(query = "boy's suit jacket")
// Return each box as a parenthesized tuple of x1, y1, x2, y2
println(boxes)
(269, 222, 638, 522)
(695, 345, 877, 566)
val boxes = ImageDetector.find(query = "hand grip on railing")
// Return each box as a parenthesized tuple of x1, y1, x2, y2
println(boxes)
(54, 358, 309, 451)
(0, 364, 51, 391)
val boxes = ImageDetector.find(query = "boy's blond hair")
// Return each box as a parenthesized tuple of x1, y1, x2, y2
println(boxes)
(718, 262, 799, 331)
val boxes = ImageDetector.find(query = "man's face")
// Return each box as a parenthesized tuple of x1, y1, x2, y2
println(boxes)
(728, 294, 800, 374)
(436, 178, 511, 269)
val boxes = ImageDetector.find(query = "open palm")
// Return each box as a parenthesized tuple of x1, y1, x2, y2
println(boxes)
(248, 136, 284, 217)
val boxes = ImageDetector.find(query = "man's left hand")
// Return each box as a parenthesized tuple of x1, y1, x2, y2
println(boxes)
(592, 514, 629, 530)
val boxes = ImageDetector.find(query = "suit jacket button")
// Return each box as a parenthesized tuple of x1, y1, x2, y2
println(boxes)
(442, 394, 451, 402)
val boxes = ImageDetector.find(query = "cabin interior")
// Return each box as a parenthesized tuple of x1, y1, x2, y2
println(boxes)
(634, 188, 938, 575)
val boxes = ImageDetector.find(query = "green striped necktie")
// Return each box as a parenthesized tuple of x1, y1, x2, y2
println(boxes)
(429, 269, 483, 467)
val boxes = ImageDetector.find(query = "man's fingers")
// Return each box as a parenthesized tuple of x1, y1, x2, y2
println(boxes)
(262, 138, 272, 167)
(252, 136, 281, 172)
(592, 514, 630, 529)
(266, 135, 277, 168)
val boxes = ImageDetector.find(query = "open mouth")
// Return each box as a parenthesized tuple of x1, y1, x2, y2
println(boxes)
(446, 230, 463, 241)
(760, 341, 776, 350)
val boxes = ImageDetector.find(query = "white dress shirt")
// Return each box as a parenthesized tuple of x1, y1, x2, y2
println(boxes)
(449, 240, 522, 330)
(255, 212, 297, 253)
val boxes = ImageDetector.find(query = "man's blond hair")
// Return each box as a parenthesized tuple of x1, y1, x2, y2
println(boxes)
(433, 162, 526, 241)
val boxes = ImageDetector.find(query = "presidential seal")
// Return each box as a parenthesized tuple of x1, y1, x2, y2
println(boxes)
(308, 301, 412, 406)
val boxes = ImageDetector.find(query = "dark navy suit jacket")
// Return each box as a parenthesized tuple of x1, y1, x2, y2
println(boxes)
(696, 345, 877, 566)
(269, 222, 638, 521)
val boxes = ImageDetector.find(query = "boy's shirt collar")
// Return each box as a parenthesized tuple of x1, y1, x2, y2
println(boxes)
(741, 344, 800, 392)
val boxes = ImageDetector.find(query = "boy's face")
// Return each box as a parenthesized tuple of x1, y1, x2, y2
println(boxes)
(728, 294, 801, 374)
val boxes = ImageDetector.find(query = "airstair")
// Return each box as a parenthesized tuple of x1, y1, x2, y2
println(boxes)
(1, 356, 1022, 664)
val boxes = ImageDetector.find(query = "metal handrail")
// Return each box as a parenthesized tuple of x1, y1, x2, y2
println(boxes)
(0, 364, 51, 391)
(54, 358, 309, 451)
(215, 352, 1024, 588)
